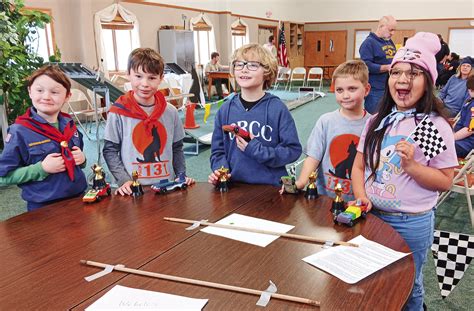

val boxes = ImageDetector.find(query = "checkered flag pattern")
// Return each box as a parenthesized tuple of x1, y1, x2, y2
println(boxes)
(288, 159, 304, 178)
(431, 230, 474, 298)
(412, 117, 447, 161)
(288, 164, 297, 178)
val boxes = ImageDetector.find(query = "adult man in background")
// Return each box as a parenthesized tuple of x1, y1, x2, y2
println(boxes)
(263, 35, 277, 58)
(204, 52, 233, 99)
(359, 15, 397, 114)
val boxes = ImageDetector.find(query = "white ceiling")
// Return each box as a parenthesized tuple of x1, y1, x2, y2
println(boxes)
(142, 0, 474, 22)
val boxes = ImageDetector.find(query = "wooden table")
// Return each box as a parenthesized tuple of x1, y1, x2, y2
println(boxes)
(0, 183, 414, 310)
(207, 71, 232, 98)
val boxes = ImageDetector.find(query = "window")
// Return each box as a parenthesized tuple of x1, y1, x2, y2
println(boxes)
(192, 16, 212, 66)
(231, 19, 248, 52)
(24, 8, 56, 61)
(353, 30, 370, 58)
(101, 15, 134, 73)
(448, 28, 474, 58)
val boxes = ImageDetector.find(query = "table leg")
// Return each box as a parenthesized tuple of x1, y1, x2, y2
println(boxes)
(208, 78, 212, 99)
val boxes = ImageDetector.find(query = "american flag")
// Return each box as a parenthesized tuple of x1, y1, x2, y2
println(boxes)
(277, 21, 289, 67)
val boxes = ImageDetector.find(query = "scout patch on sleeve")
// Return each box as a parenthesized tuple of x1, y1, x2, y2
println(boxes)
(5, 133, 11, 143)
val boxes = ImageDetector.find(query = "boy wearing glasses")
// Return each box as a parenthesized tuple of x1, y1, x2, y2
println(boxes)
(208, 43, 302, 186)
(280, 60, 371, 200)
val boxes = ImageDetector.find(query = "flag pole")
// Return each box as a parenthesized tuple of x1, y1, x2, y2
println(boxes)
(386, 114, 428, 163)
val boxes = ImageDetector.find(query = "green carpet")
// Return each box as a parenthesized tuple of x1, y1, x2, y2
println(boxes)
(0, 86, 472, 309)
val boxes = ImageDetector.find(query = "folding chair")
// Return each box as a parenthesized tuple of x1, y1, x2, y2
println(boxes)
(273, 67, 291, 90)
(306, 67, 324, 92)
(437, 150, 474, 227)
(288, 67, 306, 91)
(68, 89, 106, 139)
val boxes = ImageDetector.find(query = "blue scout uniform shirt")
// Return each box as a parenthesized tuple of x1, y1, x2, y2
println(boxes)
(0, 108, 87, 210)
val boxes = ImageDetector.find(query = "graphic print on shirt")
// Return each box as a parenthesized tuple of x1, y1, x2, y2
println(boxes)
(227, 120, 273, 142)
(382, 44, 396, 59)
(325, 134, 360, 196)
(132, 120, 170, 179)
(367, 134, 407, 209)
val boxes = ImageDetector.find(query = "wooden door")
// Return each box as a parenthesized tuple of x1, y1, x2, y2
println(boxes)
(304, 31, 325, 66)
(324, 31, 347, 66)
(392, 30, 416, 49)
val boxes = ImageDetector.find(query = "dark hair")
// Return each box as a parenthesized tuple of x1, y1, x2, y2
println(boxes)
(268, 35, 274, 42)
(451, 52, 460, 61)
(27, 65, 71, 94)
(211, 52, 220, 59)
(467, 75, 474, 90)
(127, 48, 164, 75)
(362, 64, 449, 182)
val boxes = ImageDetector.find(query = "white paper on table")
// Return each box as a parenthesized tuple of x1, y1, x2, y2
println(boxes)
(200, 213, 295, 247)
(302, 235, 410, 284)
(86, 285, 208, 310)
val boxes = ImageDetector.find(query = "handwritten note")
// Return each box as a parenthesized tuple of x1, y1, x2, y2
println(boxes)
(201, 213, 294, 247)
(302, 235, 410, 284)
(86, 285, 208, 310)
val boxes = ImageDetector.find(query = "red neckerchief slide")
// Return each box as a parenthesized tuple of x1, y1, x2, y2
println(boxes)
(16, 108, 78, 181)
(108, 91, 167, 135)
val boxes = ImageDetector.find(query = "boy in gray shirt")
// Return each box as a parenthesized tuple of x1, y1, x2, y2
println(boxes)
(281, 60, 371, 201)
(103, 48, 194, 196)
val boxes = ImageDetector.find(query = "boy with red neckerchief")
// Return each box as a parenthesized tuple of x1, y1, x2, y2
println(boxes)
(103, 48, 194, 196)
(0, 65, 87, 211)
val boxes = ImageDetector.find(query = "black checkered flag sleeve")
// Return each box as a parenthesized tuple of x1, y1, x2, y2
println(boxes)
(412, 117, 447, 161)
(431, 230, 474, 298)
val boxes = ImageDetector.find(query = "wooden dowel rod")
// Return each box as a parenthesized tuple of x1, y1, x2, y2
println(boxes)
(164, 217, 358, 247)
(81, 260, 320, 306)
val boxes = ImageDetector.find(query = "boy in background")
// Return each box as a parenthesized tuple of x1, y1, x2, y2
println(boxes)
(103, 48, 194, 196)
(281, 60, 371, 200)
(209, 43, 302, 186)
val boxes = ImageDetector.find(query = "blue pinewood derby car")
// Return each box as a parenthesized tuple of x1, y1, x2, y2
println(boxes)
(151, 174, 187, 194)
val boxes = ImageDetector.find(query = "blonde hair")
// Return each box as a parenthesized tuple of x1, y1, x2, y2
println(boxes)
(230, 43, 278, 90)
(332, 60, 369, 85)
(455, 63, 474, 79)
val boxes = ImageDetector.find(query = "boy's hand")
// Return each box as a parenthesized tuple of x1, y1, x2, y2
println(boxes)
(208, 170, 231, 185)
(347, 197, 373, 212)
(177, 176, 195, 185)
(115, 180, 133, 196)
(279, 180, 304, 194)
(71, 146, 86, 165)
(41, 153, 66, 173)
(236, 135, 250, 152)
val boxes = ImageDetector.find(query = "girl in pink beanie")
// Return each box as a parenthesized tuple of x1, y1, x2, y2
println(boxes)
(351, 32, 458, 311)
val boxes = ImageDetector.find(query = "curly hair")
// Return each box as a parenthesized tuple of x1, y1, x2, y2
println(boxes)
(230, 43, 278, 90)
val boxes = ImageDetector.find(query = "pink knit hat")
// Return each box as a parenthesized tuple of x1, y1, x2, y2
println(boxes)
(390, 32, 441, 84)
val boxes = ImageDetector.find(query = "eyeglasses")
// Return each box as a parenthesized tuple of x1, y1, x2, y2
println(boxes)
(233, 61, 262, 71)
(389, 69, 424, 80)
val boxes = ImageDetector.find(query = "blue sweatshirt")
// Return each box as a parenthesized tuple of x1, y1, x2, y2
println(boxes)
(210, 93, 302, 186)
(439, 75, 470, 117)
(359, 32, 396, 91)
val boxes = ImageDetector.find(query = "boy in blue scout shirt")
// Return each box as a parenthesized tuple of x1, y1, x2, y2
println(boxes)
(0, 65, 87, 211)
